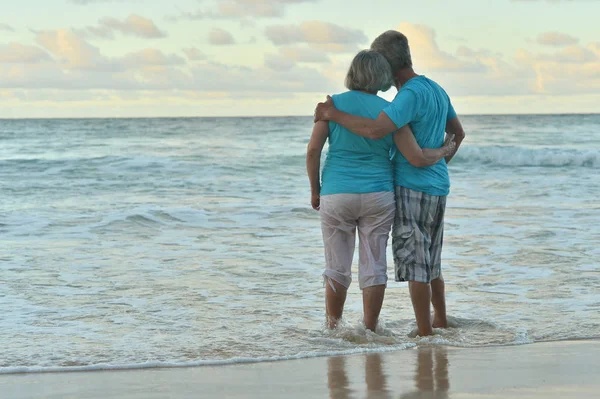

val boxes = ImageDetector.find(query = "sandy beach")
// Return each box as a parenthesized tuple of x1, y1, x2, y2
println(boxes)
(1, 339, 598, 399)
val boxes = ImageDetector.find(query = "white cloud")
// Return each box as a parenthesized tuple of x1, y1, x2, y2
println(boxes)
(35, 29, 117, 71)
(280, 46, 330, 63)
(456, 46, 492, 58)
(31, 29, 187, 83)
(513, 45, 600, 94)
(517, 45, 599, 64)
(0, 23, 14, 32)
(100, 14, 166, 39)
(122, 49, 186, 67)
(182, 47, 207, 61)
(2, 28, 335, 95)
(540, 45, 598, 63)
(264, 54, 295, 71)
(537, 31, 579, 47)
(70, 0, 135, 3)
(217, 0, 317, 18)
(208, 28, 235, 45)
(398, 23, 485, 72)
(190, 61, 335, 92)
(0, 43, 51, 63)
(393, 23, 534, 96)
(265, 21, 367, 53)
(169, 0, 317, 20)
(512, 0, 595, 2)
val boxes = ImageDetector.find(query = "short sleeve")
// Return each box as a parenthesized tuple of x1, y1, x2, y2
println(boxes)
(382, 90, 418, 129)
(447, 99, 457, 121)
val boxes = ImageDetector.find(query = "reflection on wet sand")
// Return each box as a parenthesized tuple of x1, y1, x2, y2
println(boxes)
(400, 346, 449, 399)
(328, 356, 353, 399)
(365, 353, 392, 398)
(327, 347, 449, 399)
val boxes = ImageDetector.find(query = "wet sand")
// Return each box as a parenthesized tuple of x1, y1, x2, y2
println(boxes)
(2, 340, 598, 398)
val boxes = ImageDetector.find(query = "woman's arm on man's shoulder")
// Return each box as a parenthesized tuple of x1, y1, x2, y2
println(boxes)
(314, 96, 397, 140)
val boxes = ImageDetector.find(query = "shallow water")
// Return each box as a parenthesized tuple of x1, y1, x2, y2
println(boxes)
(1, 115, 599, 373)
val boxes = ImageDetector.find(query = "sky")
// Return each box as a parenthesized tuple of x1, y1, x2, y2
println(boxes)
(0, 0, 599, 118)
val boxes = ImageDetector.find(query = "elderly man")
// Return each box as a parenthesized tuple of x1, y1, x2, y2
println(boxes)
(314, 30, 465, 336)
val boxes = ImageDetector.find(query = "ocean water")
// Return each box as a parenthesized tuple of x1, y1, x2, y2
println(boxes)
(1, 114, 599, 373)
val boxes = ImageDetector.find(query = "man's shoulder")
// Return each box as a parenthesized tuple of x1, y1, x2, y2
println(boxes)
(423, 76, 450, 98)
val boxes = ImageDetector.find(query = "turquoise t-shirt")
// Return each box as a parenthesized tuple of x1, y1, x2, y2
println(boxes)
(320, 91, 394, 196)
(383, 76, 456, 196)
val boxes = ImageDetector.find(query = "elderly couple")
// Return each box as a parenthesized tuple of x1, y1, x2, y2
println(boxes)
(306, 30, 465, 337)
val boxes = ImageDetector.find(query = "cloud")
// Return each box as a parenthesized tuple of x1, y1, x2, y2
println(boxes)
(169, 0, 316, 20)
(397, 22, 595, 97)
(99, 14, 166, 39)
(264, 54, 295, 71)
(265, 21, 367, 53)
(33, 28, 185, 75)
(121, 49, 186, 67)
(279, 46, 330, 63)
(541, 45, 597, 63)
(35, 29, 117, 70)
(512, 0, 595, 2)
(0, 43, 51, 63)
(393, 23, 533, 96)
(514, 42, 600, 94)
(398, 22, 484, 72)
(0, 23, 14, 32)
(190, 61, 335, 92)
(70, 0, 135, 3)
(456, 46, 492, 57)
(517, 45, 599, 64)
(216, 0, 317, 18)
(2, 28, 335, 95)
(208, 28, 235, 45)
(537, 32, 579, 47)
(182, 47, 207, 61)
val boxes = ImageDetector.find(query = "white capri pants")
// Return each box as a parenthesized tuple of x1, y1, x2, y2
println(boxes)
(320, 191, 395, 290)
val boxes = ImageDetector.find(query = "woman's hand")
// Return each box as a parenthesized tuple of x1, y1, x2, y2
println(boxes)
(442, 134, 456, 157)
(311, 192, 320, 211)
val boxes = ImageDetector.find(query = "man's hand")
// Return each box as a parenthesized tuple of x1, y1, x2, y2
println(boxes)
(314, 95, 335, 122)
(311, 192, 320, 211)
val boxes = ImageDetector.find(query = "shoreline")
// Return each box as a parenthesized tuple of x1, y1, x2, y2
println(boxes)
(2, 336, 598, 375)
(2, 339, 598, 398)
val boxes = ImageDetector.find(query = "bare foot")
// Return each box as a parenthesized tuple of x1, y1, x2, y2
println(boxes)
(432, 314, 448, 329)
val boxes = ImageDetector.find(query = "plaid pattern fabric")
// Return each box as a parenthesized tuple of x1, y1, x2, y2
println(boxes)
(392, 186, 446, 283)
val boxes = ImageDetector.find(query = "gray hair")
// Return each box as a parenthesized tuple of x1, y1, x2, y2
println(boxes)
(370, 30, 412, 73)
(344, 50, 394, 93)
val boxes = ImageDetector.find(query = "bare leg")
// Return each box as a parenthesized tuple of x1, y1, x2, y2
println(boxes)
(431, 277, 447, 329)
(409, 281, 433, 336)
(362, 284, 385, 332)
(325, 278, 347, 329)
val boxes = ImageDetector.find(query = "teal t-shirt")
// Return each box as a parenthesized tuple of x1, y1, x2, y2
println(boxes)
(383, 76, 456, 196)
(320, 91, 394, 196)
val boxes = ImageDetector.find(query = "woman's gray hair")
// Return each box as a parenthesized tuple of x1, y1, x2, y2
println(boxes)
(344, 50, 394, 93)
(370, 30, 412, 73)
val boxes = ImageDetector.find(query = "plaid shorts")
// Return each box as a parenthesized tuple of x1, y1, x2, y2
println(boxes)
(392, 186, 446, 283)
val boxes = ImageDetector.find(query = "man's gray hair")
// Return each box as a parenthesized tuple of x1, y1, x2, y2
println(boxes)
(370, 30, 412, 73)
(345, 50, 394, 93)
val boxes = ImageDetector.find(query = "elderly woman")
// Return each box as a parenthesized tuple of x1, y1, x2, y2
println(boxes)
(306, 50, 455, 331)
